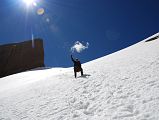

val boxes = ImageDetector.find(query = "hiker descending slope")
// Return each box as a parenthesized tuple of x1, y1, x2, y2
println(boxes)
(71, 55, 83, 78)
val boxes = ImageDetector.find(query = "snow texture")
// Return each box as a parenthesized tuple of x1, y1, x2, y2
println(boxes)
(0, 33, 159, 120)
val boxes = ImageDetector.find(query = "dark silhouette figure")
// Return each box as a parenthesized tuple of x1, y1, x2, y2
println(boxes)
(71, 55, 83, 78)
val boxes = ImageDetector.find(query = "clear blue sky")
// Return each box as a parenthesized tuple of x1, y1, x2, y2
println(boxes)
(0, 0, 159, 67)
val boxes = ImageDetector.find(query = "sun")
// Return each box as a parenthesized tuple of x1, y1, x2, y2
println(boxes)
(23, 0, 36, 6)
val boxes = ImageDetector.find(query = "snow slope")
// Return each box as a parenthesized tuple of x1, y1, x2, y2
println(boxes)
(0, 33, 159, 120)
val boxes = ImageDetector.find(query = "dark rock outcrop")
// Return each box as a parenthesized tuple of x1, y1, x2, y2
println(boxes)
(0, 39, 45, 78)
(145, 36, 159, 42)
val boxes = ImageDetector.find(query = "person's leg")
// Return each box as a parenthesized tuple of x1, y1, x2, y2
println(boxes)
(74, 72, 77, 78)
(74, 69, 77, 78)
(81, 68, 83, 76)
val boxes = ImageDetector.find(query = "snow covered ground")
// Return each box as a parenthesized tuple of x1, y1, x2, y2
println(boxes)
(0, 33, 159, 120)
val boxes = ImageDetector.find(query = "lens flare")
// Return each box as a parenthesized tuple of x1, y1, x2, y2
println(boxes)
(37, 8, 45, 15)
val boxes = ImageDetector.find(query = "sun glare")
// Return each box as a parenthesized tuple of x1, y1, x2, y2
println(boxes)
(23, 0, 36, 6)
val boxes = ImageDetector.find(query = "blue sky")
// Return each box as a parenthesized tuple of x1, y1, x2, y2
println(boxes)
(0, 0, 159, 67)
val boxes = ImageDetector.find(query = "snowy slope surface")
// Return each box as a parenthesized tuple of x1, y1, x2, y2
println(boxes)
(0, 33, 159, 120)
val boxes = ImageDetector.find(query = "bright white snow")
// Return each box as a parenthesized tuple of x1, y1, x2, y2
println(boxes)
(0, 33, 159, 120)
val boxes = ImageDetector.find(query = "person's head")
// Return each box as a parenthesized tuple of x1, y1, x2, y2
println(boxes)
(76, 58, 79, 61)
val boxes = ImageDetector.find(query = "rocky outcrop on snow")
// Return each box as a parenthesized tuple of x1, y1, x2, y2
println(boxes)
(0, 39, 45, 78)
(145, 32, 159, 42)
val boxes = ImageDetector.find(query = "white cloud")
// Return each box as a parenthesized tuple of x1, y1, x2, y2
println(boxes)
(71, 41, 89, 53)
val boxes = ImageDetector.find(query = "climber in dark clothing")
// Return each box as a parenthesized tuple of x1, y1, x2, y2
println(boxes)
(71, 55, 83, 78)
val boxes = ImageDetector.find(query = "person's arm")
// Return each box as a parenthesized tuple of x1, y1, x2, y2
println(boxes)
(71, 55, 75, 63)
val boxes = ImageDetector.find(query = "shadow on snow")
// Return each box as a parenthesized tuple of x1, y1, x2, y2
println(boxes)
(77, 74, 91, 78)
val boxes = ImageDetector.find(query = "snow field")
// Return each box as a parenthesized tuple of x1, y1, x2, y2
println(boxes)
(0, 34, 159, 120)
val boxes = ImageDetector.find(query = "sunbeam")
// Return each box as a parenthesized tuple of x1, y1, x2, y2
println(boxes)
(23, 0, 37, 7)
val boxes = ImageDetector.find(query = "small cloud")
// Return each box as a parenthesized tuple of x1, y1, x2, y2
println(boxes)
(71, 41, 89, 53)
